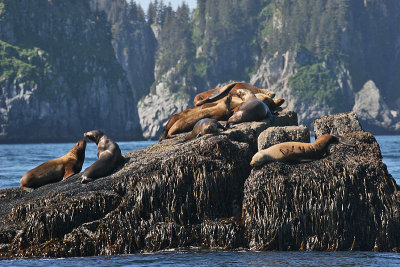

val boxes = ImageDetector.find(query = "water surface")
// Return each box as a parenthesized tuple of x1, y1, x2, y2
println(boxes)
(0, 136, 399, 265)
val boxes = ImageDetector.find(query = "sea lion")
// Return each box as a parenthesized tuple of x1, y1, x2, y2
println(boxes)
(20, 139, 86, 190)
(159, 96, 232, 141)
(81, 130, 124, 184)
(250, 134, 349, 166)
(227, 89, 273, 126)
(185, 118, 226, 141)
(194, 82, 276, 106)
(229, 93, 285, 113)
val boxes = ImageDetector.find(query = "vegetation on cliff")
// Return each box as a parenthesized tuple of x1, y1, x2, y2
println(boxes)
(0, 0, 142, 142)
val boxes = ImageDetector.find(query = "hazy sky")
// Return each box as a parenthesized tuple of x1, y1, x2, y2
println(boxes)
(135, 0, 197, 11)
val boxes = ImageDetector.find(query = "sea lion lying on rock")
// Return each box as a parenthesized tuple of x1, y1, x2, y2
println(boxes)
(250, 134, 353, 166)
(229, 93, 284, 113)
(185, 118, 226, 141)
(81, 130, 124, 184)
(20, 139, 86, 190)
(194, 82, 276, 107)
(227, 89, 273, 126)
(159, 96, 232, 141)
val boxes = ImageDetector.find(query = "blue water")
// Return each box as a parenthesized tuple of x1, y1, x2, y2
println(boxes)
(0, 136, 400, 265)
(0, 140, 156, 189)
(1, 250, 400, 266)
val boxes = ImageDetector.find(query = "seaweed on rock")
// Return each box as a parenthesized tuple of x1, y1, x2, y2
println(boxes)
(0, 111, 399, 257)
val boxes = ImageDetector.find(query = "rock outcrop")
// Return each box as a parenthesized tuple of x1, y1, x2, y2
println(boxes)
(137, 67, 190, 139)
(0, 110, 399, 257)
(250, 48, 355, 129)
(353, 81, 400, 134)
(0, 0, 142, 142)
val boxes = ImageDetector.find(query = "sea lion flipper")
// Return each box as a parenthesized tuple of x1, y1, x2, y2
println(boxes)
(63, 164, 76, 179)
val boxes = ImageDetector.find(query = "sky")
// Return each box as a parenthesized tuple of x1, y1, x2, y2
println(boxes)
(134, 0, 197, 11)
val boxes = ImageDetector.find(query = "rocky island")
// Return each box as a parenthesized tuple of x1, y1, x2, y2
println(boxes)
(0, 110, 399, 257)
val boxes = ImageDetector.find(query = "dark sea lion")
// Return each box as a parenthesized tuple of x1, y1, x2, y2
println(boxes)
(185, 118, 226, 141)
(194, 82, 275, 106)
(227, 89, 273, 126)
(230, 93, 284, 113)
(20, 139, 86, 190)
(81, 130, 124, 184)
(159, 96, 232, 141)
(250, 134, 351, 166)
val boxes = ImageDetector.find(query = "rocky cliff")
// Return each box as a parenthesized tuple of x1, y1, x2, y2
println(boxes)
(0, 111, 399, 257)
(0, 0, 142, 142)
(135, 0, 400, 139)
(1, 0, 400, 141)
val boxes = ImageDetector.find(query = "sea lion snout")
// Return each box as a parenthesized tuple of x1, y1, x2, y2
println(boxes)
(77, 139, 87, 149)
(84, 130, 104, 143)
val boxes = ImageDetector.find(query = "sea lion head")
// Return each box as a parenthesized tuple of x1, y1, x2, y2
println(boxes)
(201, 119, 220, 135)
(194, 95, 205, 106)
(250, 150, 274, 167)
(233, 89, 255, 102)
(84, 130, 105, 144)
(70, 139, 87, 161)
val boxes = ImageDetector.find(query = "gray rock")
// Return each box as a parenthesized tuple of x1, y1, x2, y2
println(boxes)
(353, 80, 400, 133)
(251, 49, 354, 130)
(225, 108, 299, 149)
(257, 126, 310, 151)
(0, 0, 143, 142)
(313, 112, 362, 138)
(138, 68, 190, 139)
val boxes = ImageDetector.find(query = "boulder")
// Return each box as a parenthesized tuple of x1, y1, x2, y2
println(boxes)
(243, 131, 400, 251)
(257, 126, 310, 151)
(352, 80, 400, 134)
(313, 112, 362, 138)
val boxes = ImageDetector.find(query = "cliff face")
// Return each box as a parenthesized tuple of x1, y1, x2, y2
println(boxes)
(1, 0, 399, 141)
(135, 0, 400, 139)
(0, 0, 142, 142)
(89, 0, 156, 101)
(0, 111, 399, 257)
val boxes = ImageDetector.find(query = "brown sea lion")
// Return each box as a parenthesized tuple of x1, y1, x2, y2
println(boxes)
(81, 130, 124, 184)
(227, 89, 273, 126)
(250, 134, 351, 166)
(159, 96, 232, 141)
(20, 139, 86, 190)
(185, 118, 226, 141)
(194, 82, 276, 106)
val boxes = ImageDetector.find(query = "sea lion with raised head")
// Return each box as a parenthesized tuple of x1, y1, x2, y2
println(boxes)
(159, 96, 232, 140)
(194, 82, 276, 107)
(81, 130, 124, 184)
(250, 134, 352, 166)
(20, 139, 86, 190)
(227, 89, 273, 126)
(185, 118, 226, 141)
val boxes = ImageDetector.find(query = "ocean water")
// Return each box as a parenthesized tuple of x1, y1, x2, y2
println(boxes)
(0, 136, 400, 265)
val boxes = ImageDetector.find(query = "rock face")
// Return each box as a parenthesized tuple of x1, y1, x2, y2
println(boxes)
(0, 111, 399, 257)
(137, 68, 190, 139)
(0, 0, 142, 142)
(250, 48, 355, 129)
(353, 81, 400, 134)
